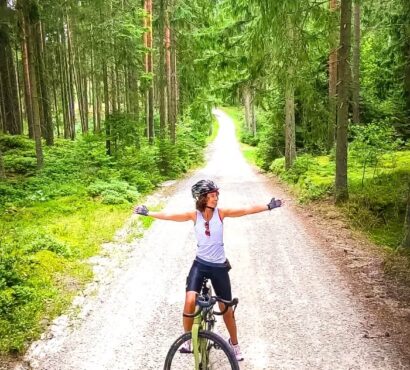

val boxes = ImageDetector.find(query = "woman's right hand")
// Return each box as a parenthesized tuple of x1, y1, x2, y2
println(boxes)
(134, 205, 149, 216)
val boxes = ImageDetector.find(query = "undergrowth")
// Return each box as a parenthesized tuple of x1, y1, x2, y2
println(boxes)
(0, 109, 213, 354)
(226, 106, 410, 250)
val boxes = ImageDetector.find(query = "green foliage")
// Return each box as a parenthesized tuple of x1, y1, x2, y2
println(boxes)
(105, 113, 140, 155)
(87, 180, 139, 205)
(350, 121, 402, 166)
(0, 113, 210, 353)
(0, 135, 33, 152)
(24, 233, 72, 258)
(269, 149, 410, 245)
(270, 154, 334, 201)
(3, 153, 37, 175)
(255, 110, 285, 171)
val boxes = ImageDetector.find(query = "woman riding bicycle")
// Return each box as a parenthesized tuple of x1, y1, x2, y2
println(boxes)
(134, 179, 283, 362)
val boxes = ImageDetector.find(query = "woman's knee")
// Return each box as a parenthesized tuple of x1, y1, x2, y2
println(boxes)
(223, 306, 235, 319)
(184, 291, 197, 307)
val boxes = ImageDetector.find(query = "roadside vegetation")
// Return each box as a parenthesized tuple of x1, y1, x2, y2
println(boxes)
(0, 116, 212, 354)
(227, 105, 410, 250)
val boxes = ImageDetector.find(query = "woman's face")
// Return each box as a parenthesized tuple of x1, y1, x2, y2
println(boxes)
(206, 191, 219, 208)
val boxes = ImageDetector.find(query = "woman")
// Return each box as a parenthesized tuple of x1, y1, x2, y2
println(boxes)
(134, 179, 283, 361)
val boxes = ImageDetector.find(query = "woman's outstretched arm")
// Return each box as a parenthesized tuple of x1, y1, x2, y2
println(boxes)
(219, 198, 282, 219)
(134, 205, 196, 222)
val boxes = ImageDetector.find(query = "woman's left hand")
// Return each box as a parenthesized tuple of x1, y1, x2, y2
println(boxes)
(267, 198, 283, 210)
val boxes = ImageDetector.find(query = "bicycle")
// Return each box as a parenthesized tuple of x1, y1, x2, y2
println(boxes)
(163, 278, 240, 370)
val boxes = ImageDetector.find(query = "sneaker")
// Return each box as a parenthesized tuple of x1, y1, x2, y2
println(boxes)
(179, 339, 192, 354)
(228, 339, 244, 361)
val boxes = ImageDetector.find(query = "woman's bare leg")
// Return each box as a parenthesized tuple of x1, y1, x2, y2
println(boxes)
(183, 291, 197, 332)
(219, 303, 238, 344)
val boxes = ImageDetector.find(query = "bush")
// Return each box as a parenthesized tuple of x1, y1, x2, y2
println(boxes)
(87, 179, 139, 204)
(3, 154, 37, 175)
(25, 234, 72, 258)
(240, 130, 259, 146)
(350, 121, 403, 185)
(0, 135, 33, 152)
(255, 111, 284, 170)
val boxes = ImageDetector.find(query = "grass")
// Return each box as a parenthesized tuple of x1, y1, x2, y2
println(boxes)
(0, 121, 214, 355)
(0, 197, 132, 353)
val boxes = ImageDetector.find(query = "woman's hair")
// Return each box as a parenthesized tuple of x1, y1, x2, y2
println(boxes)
(195, 194, 208, 212)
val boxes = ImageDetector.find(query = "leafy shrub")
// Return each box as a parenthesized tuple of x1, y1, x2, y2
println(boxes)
(0, 135, 33, 152)
(240, 130, 259, 146)
(104, 113, 139, 155)
(3, 154, 37, 175)
(87, 180, 139, 204)
(255, 111, 284, 170)
(350, 121, 403, 185)
(0, 242, 36, 316)
(0, 183, 26, 207)
(25, 234, 72, 258)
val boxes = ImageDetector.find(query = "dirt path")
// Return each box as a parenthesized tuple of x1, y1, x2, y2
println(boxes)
(14, 109, 409, 370)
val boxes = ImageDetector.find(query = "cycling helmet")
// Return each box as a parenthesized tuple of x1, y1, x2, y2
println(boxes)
(191, 180, 219, 200)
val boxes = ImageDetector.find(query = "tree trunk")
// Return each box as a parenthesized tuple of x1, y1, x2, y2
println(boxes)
(0, 79, 5, 132)
(66, 16, 76, 139)
(19, 0, 43, 168)
(103, 60, 111, 155)
(15, 43, 24, 130)
(36, 21, 54, 145)
(285, 20, 296, 170)
(328, 0, 338, 149)
(402, 182, 410, 248)
(351, 0, 361, 124)
(335, 0, 352, 203)
(166, 17, 173, 141)
(91, 38, 97, 132)
(285, 77, 296, 170)
(115, 61, 121, 113)
(0, 0, 23, 135)
(158, 0, 167, 138)
(168, 18, 177, 144)
(129, 67, 139, 122)
(51, 57, 60, 138)
(59, 27, 70, 139)
(144, 0, 154, 144)
(0, 148, 5, 179)
(243, 84, 256, 136)
(21, 19, 34, 138)
(403, 0, 410, 122)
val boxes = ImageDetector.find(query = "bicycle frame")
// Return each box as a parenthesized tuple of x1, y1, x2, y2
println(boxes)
(183, 278, 237, 370)
(192, 283, 214, 369)
(191, 309, 203, 369)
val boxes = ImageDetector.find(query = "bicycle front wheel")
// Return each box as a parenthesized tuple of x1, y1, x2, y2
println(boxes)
(164, 331, 239, 370)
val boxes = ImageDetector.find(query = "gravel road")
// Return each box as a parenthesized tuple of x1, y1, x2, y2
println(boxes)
(17, 109, 408, 370)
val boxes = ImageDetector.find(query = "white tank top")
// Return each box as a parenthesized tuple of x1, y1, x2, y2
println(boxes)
(194, 208, 225, 263)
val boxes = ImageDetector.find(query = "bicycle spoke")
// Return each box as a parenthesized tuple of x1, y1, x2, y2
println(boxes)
(164, 332, 238, 370)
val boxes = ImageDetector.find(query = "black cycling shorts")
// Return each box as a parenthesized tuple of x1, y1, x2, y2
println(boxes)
(186, 259, 232, 301)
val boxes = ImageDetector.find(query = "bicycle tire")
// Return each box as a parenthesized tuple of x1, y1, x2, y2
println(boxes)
(163, 330, 239, 370)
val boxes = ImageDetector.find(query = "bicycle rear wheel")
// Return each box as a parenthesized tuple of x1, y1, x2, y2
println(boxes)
(163, 331, 239, 370)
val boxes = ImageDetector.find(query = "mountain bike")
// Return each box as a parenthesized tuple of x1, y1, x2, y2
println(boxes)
(163, 278, 240, 370)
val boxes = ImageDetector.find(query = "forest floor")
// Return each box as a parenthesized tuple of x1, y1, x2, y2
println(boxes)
(2, 109, 410, 369)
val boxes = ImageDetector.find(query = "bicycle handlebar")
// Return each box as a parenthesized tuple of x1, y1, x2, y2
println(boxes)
(183, 296, 239, 318)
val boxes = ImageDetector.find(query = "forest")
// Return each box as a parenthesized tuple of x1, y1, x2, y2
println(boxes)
(0, 0, 409, 358)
